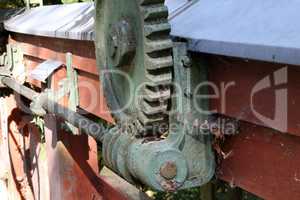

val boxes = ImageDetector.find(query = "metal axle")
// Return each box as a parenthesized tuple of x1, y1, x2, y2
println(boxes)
(1, 76, 106, 142)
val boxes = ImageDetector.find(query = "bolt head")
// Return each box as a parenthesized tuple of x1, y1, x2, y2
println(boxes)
(160, 161, 177, 180)
(108, 20, 136, 67)
(182, 56, 192, 68)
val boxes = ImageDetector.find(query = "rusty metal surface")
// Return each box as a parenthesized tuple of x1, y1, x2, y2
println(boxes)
(219, 120, 300, 200)
(1, 30, 142, 199)
(0, 88, 104, 200)
(9, 33, 98, 75)
(0, 95, 49, 200)
(44, 115, 104, 200)
(77, 71, 110, 120)
(0, 65, 129, 200)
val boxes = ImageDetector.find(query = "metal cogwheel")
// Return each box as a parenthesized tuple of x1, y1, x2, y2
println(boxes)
(95, 0, 173, 135)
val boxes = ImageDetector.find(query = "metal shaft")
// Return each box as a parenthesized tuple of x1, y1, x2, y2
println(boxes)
(1, 76, 107, 142)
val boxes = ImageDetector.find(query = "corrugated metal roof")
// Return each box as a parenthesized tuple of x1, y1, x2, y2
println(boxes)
(4, 1, 300, 65)
(4, 3, 94, 41)
(168, 0, 300, 65)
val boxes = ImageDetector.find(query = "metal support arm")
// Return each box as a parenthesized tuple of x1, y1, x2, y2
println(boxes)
(0, 76, 107, 141)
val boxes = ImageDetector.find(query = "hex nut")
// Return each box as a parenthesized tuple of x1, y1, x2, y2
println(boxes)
(160, 161, 178, 180)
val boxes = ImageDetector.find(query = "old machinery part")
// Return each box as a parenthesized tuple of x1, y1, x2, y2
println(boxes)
(0, 1, 215, 192)
(0, 46, 106, 140)
(95, 0, 173, 135)
(0, 76, 107, 141)
(101, 43, 215, 191)
(0, 44, 25, 87)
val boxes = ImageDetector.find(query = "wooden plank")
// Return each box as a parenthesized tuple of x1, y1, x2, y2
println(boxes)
(44, 115, 104, 200)
(208, 55, 300, 198)
(10, 33, 98, 75)
(100, 167, 152, 200)
(0, 94, 49, 200)
(219, 120, 300, 200)
(209, 55, 300, 136)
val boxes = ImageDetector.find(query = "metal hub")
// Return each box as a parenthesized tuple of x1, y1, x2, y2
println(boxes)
(95, 0, 173, 135)
(108, 20, 136, 67)
(160, 161, 178, 180)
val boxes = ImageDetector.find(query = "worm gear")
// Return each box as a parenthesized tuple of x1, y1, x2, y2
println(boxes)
(95, 0, 173, 135)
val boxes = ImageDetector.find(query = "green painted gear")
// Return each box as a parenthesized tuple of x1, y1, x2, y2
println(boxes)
(95, 0, 173, 135)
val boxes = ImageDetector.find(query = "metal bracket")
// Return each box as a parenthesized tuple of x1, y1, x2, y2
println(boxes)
(30, 79, 71, 116)
(30, 53, 80, 135)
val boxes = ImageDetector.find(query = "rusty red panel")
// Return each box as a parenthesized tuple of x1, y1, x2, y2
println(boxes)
(219, 121, 300, 200)
(77, 71, 113, 123)
(0, 73, 124, 200)
(19, 46, 113, 123)
(44, 114, 129, 200)
(209, 56, 300, 136)
(9, 33, 98, 75)
(44, 115, 104, 200)
(0, 33, 121, 198)
(3, 95, 34, 200)
(0, 94, 50, 200)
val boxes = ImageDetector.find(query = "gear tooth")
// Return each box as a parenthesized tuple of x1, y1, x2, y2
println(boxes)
(142, 101, 168, 115)
(146, 72, 172, 87)
(144, 22, 171, 37)
(145, 55, 173, 70)
(142, 5, 169, 21)
(145, 39, 173, 53)
(97, 0, 172, 136)
(138, 111, 164, 125)
(144, 87, 171, 102)
(134, 119, 144, 132)
(139, 0, 173, 135)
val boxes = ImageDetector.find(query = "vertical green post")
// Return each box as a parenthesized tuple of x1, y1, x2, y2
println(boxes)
(65, 52, 80, 135)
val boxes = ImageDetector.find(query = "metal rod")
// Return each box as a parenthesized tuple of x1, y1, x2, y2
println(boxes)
(1, 77, 36, 99)
(1, 77, 107, 142)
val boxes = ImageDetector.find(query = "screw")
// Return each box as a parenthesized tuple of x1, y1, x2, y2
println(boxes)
(109, 34, 118, 58)
(184, 88, 193, 99)
(182, 55, 192, 68)
(160, 161, 177, 180)
(112, 35, 118, 48)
